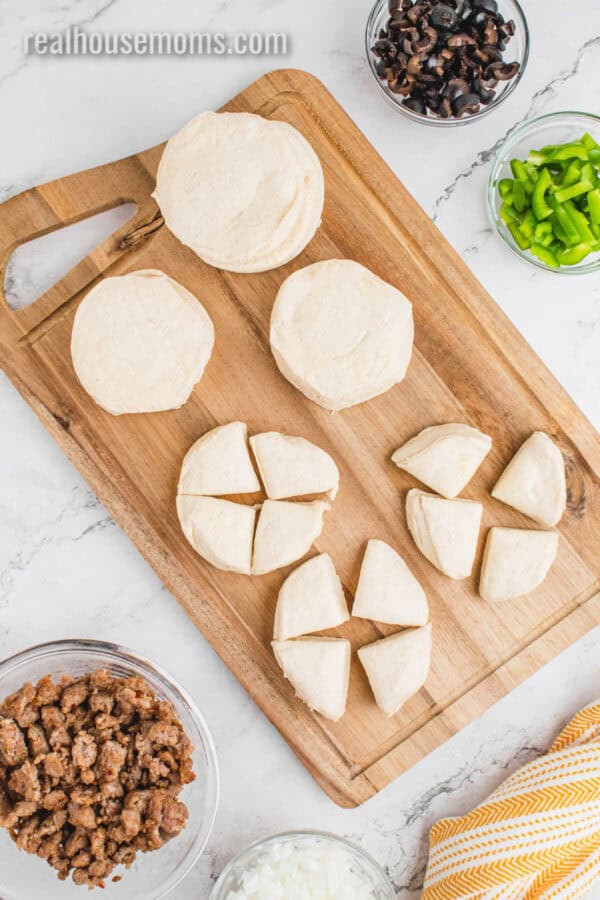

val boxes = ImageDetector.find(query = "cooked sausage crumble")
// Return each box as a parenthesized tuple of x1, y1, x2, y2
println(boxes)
(0, 670, 195, 889)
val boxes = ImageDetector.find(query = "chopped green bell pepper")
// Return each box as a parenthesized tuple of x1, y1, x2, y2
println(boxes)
(531, 168, 553, 219)
(581, 133, 600, 152)
(563, 200, 595, 243)
(519, 209, 537, 239)
(556, 243, 593, 265)
(550, 143, 589, 162)
(500, 202, 520, 225)
(527, 149, 550, 167)
(497, 132, 600, 267)
(589, 148, 600, 167)
(588, 189, 600, 225)
(508, 222, 531, 250)
(510, 159, 534, 191)
(530, 243, 559, 267)
(561, 159, 582, 187)
(512, 178, 527, 212)
(534, 221, 554, 247)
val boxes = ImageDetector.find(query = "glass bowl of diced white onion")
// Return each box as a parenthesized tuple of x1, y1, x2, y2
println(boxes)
(210, 830, 396, 899)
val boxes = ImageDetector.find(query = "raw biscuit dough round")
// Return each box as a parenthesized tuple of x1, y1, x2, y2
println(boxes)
(153, 112, 323, 273)
(71, 269, 214, 416)
(270, 259, 414, 411)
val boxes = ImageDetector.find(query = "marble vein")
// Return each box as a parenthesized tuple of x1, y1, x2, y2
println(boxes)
(431, 34, 600, 221)
(0, 485, 114, 607)
(0, 0, 121, 91)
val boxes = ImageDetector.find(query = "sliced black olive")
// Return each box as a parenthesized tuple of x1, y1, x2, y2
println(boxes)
(415, 25, 438, 52)
(472, 76, 495, 103)
(474, 0, 497, 12)
(486, 60, 519, 80)
(402, 96, 427, 115)
(407, 3, 428, 23)
(375, 0, 519, 121)
(472, 10, 488, 27)
(453, 92, 481, 115)
(446, 32, 476, 48)
(438, 96, 452, 117)
(406, 53, 422, 74)
(425, 90, 442, 110)
(500, 19, 516, 37)
(373, 38, 397, 57)
(445, 76, 470, 98)
(430, 3, 457, 29)
(484, 21, 498, 45)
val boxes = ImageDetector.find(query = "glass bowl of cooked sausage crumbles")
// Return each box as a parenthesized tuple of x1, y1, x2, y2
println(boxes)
(366, 0, 529, 125)
(0, 640, 219, 899)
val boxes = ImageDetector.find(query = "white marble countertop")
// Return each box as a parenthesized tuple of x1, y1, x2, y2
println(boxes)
(1, 0, 599, 896)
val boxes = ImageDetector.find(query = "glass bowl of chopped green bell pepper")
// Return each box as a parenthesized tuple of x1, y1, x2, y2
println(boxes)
(488, 111, 600, 273)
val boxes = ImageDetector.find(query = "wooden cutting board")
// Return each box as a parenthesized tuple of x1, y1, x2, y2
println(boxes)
(1, 69, 599, 808)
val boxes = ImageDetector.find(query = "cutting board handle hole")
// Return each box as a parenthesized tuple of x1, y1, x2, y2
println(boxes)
(3, 202, 137, 311)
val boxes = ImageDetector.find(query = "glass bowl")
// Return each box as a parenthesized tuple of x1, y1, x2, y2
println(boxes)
(0, 639, 219, 900)
(365, 0, 530, 126)
(488, 111, 600, 274)
(210, 830, 396, 899)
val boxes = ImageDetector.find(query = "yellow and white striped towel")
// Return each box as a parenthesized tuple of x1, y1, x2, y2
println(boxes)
(422, 701, 600, 899)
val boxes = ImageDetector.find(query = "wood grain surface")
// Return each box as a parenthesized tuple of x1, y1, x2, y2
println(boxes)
(0, 69, 598, 807)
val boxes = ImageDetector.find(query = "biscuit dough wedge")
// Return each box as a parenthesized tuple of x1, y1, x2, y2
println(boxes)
(250, 432, 339, 500)
(273, 554, 349, 641)
(392, 423, 492, 498)
(352, 539, 428, 626)
(358, 624, 432, 717)
(252, 500, 329, 575)
(479, 527, 559, 602)
(491, 432, 566, 527)
(272, 637, 351, 721)
(178, 422, 260, 496)
(176, 496, 255, 574)
(406, 489, 482, 579)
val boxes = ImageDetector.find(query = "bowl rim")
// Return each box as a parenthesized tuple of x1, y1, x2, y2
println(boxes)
(365, 0, 530, 127)
(0, 638, 220, 900)
(209, 829, 397, 899)
(487, 110, 600, 274)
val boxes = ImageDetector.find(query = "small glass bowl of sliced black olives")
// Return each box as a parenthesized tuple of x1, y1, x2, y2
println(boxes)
(366, 0, 529, 125)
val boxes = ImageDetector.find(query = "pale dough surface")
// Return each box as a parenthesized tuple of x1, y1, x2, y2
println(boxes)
(270, 259, 414, 411)
(252, 500, 329, 575)
(197, 121, 324, 273)
(250, 432, 339, 500)
(176, 495, 255, 575)
(479, 527, 559, 603)
(153, 112, 323, 273)
(71, 269, 214, 416)
(358, 624, 432, 717)
(273, 554, 349, 641)
(178, 422, 260, 496)
(392, 423, 491, 499)
(352, 539, 428, 626)
(176, 424, 332, 576)
(491, 432, 566, 527)
(406, 489, 482, 580)
(272, 637, 351, 721)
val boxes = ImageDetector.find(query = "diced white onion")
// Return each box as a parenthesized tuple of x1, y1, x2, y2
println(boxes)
(224, 839, 379, 899)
